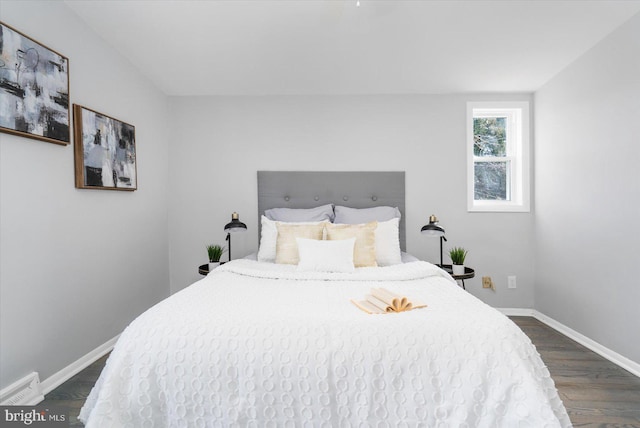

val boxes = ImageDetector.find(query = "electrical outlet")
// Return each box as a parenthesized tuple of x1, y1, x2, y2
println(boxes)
(482, 276, 493, 289)
(508, 276, 517, 289)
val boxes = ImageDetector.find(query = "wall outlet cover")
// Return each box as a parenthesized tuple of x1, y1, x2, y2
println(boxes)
(482, 276, 493, 289)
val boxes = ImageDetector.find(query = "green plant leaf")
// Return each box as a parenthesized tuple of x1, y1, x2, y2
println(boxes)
(206, 244, 227, 262)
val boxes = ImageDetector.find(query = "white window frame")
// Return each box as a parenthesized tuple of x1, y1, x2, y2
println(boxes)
(467, 101, 530, 212)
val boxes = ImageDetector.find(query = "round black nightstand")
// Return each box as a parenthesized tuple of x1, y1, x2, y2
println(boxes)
(437, 264, 475, 290)
(198, 264, 210, 276)
(198, 262, 226, 276)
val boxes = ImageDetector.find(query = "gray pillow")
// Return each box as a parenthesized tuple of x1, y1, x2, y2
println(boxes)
(334, 205, 401, 224)
(265, 204, 335, 222)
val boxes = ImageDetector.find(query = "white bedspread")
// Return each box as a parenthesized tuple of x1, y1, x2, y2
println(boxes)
(80, 260, 570, 427)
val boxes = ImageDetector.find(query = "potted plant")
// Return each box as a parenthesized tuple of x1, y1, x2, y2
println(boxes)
(449, 247, 468, 275)
(206, 244, 226, 271)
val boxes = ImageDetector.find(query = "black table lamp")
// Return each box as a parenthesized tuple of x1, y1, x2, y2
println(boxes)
(421, 214, 447, 266)
(223, 212, 247, 262)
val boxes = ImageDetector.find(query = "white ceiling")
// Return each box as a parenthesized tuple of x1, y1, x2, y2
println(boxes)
(65, 0, 640, 96)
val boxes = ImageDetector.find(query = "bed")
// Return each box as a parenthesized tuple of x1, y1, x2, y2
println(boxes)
(79, 171, 570, 427)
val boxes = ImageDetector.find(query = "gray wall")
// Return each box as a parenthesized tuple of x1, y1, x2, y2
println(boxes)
(0, 1, 171, 389)
(168, 93, 536, 309)
(535, 13, 640, 363)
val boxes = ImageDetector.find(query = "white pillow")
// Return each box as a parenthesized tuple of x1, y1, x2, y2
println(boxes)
(296, 238, 356, 273)
(257, 216, 328, 263)
(376, 218, 402, 266)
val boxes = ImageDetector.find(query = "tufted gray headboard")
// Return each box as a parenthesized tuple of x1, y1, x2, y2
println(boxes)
(257, 171, 406, 251)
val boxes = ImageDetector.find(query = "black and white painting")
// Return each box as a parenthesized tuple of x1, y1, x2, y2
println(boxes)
(0, 22, 70, 145)
(74, 105, 137, 191)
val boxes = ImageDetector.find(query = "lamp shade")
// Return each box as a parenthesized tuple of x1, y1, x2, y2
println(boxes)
(421, 214, 445, 236)
(224, 212, 247, 233)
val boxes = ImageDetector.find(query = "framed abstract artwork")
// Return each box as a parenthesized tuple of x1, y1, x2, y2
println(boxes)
(73, 104, 137, 191)
(0, 22, 70, 145)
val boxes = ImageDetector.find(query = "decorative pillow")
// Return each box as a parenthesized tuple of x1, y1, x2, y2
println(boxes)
(325, 222, 378, 267)
(265, 204, 334, 222)
(296, 238, 356, 273)
(334, 205, 401, 224)
(257, 216, 327, 263)
(376, 218, 402, 266)
(275, 223, 325, 265)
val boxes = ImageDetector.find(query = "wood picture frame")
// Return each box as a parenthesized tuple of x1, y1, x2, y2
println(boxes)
(73, 104, 137, 191)
(0, 21, 70, 145)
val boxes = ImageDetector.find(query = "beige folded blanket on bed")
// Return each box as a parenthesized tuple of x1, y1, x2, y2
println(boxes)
(351, 288, 427, 314)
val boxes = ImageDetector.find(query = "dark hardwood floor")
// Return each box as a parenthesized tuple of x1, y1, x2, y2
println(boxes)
(41, 354, 108, 428)
(511, 316, 640, 427)
(41, 316, 640, 427)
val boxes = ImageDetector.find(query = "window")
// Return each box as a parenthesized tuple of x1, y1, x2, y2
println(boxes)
(467, 101, 530, 212)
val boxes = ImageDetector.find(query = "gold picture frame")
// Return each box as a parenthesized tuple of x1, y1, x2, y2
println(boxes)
(73, 104, 137, 191)
(0, 21, 70, 145)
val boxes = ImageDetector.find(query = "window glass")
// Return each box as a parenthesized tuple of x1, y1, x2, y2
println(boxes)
(473, 117, 507, 157)
(474, 161, 509, 200)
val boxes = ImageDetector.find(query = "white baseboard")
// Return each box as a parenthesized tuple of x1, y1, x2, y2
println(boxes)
(0, 372, 44, 405)
(498, 308, 640, 378)
(498, 307, 537, 317)
(1, 335, 120, 406)
(39, 335, 119, 397)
